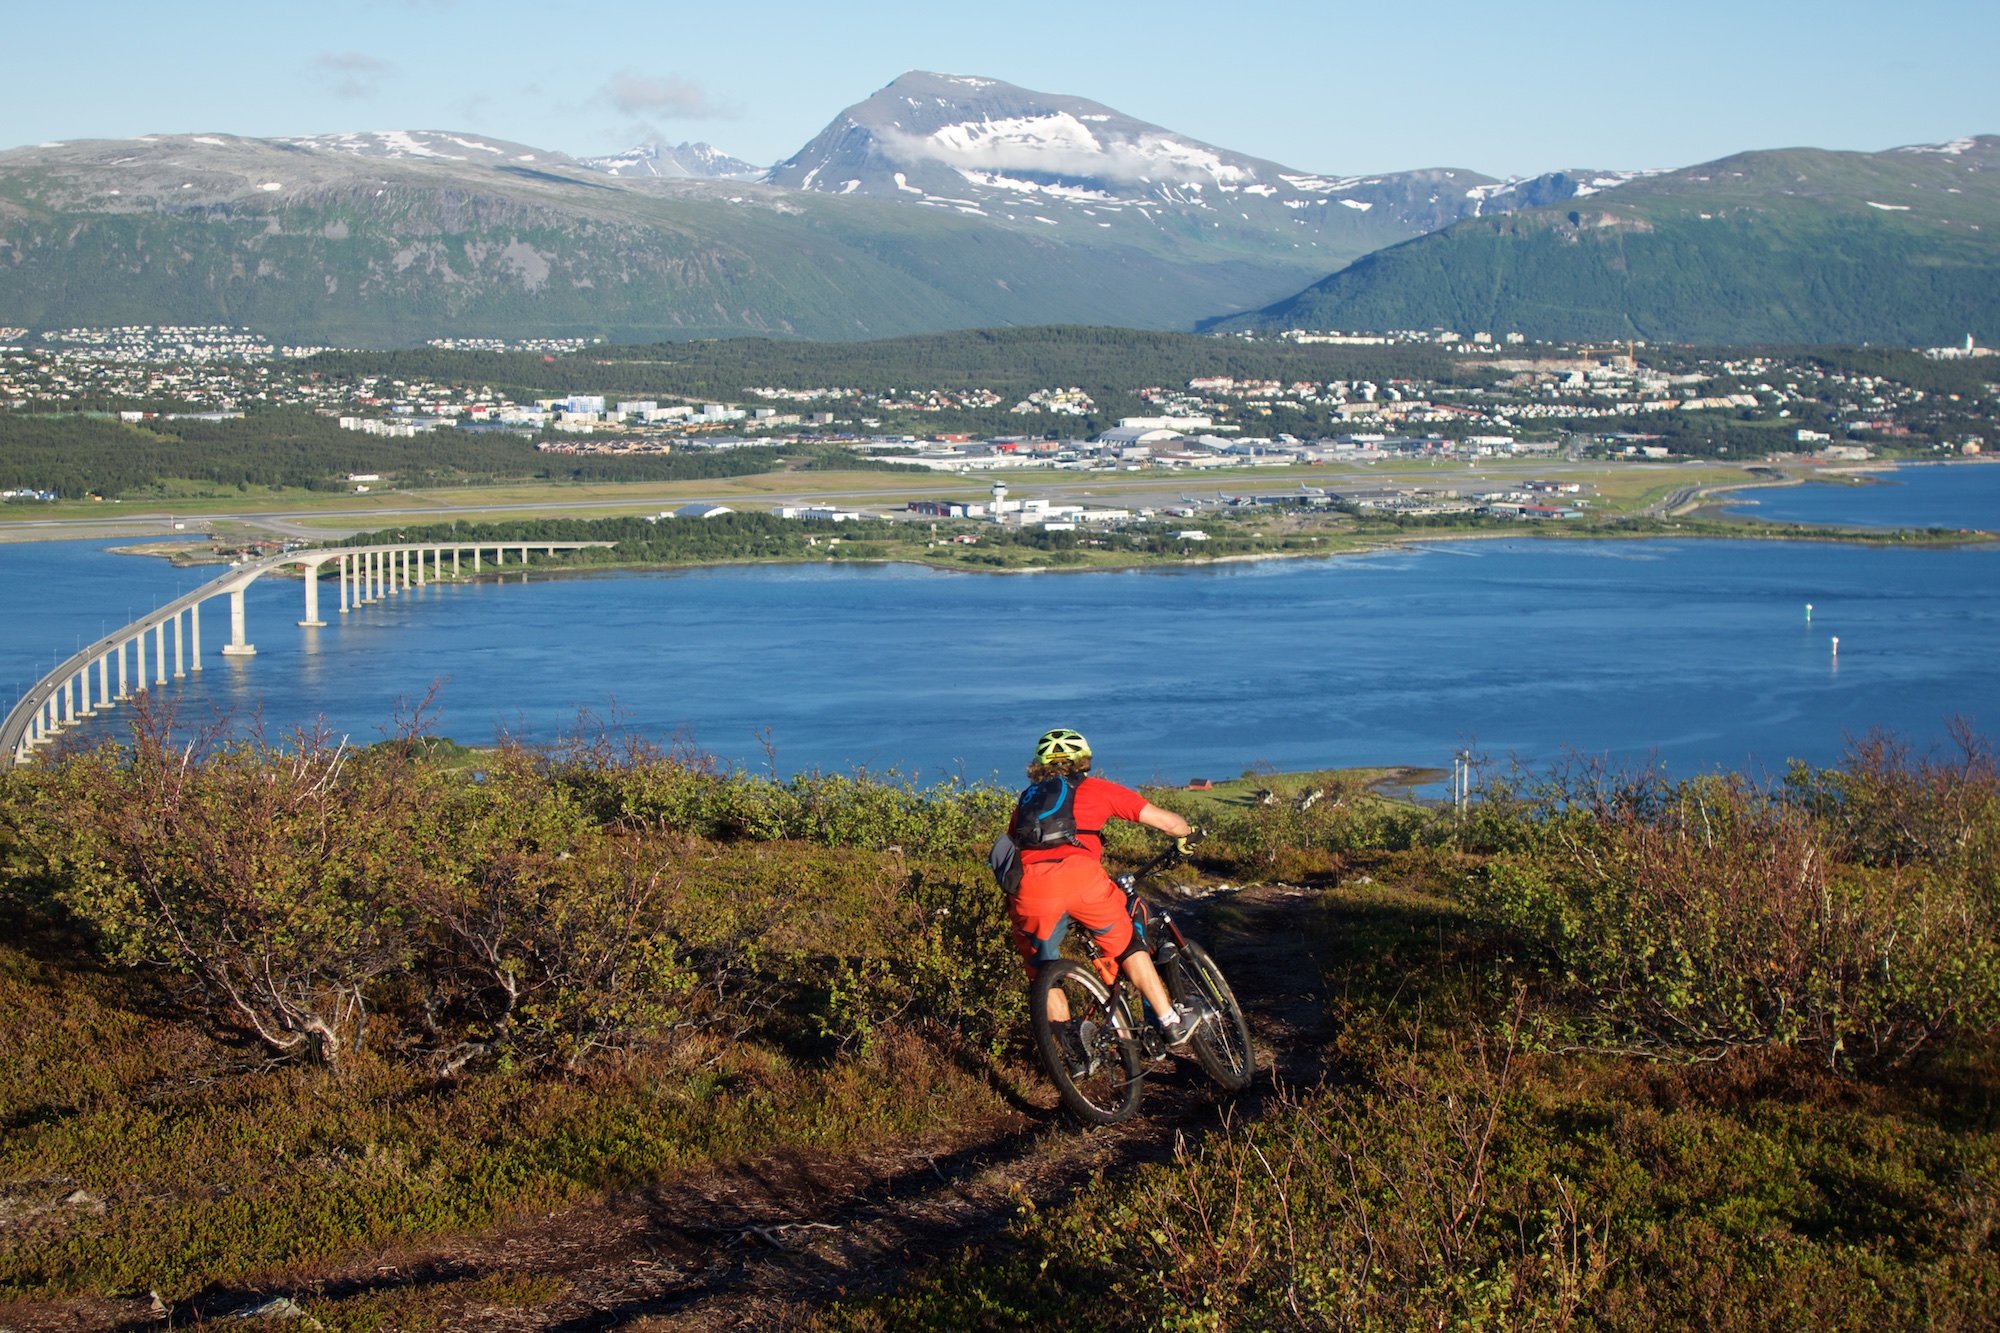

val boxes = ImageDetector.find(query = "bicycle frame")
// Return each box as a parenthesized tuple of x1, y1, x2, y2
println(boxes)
(1076, 844, 1197, 1059)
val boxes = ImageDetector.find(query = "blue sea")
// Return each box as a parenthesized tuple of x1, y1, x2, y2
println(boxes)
(1723, 459, 2000, 531)
(3, 470, 1996, 784)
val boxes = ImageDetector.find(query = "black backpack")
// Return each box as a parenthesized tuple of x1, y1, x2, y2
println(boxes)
(1010, 774, 1088, 850)
(991, 776, 1097, 896)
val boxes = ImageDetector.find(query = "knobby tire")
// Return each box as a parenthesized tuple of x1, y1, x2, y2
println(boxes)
(1031, 959, 1144, 1125)
(1169, 939, 1256, 1093)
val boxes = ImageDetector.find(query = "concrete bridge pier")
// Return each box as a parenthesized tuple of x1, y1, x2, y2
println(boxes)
(116, 639, 129, 700)
(300, 559, 327, 627)
(153, 624, 168, 686)
(173, 613, 185, 678)
(415, 549, 426, 588)
(338, 554, 350, 614)
(221, 589, 255, 657)
(190, 602, 202, 672)
(96, 654, 110, 713)
(454, 549, 461, 577)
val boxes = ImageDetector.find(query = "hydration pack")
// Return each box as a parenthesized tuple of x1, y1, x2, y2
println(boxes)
(991, 776, 1102, 896)
(1009, 775, 1088, 851)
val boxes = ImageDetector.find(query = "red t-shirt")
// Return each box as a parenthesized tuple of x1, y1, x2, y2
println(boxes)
(1018, 775, 1150, 864)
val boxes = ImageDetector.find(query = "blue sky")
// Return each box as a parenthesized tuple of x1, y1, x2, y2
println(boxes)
(6, 0, 1995, 176)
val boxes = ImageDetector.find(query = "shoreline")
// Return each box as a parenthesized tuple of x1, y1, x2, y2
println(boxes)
(306, 517, 1999, 590)
(86, 515, 2000, 584)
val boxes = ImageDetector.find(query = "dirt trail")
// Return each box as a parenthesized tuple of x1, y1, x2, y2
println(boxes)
(0, 882, 1329, 1333)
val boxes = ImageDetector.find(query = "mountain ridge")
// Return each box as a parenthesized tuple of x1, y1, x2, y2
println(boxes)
(2, 77, 1994, 347)
(1206, 136, 2000, 344)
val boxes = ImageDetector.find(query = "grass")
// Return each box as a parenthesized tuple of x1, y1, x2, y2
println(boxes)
(0, 920, 1009, 1301)
(819, 747, 2000, 1331)
(9, 458, 1755, 526)
(822, 871, 2000, 1331)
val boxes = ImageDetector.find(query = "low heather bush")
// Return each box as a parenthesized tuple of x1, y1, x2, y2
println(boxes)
(1463, 763, 2000, 1065)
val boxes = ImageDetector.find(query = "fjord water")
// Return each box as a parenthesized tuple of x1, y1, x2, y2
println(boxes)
(1723, 459, 2000, 529)
(3, 527, 1994, 784)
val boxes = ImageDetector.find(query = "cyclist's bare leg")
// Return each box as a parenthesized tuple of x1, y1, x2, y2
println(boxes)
(1045, 983, 1071, 1023)
(1120, 951, 1175, 1019)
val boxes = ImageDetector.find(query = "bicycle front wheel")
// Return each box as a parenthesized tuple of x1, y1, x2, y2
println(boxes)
(1031, 959, 1144, 1125)
(1168, 940, 1256, 1093)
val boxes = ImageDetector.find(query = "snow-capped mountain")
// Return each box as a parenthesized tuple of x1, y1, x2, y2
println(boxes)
(577, 141, 763, 180)
(766, 71, 1538, 243)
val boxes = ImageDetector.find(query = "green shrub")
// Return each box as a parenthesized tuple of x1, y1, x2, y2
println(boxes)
(1786, 722, 2000, 886)
(16, 718, 1023, 1072)
(29, 720, 425, 1065)
(1462, 770, 2000, 1065)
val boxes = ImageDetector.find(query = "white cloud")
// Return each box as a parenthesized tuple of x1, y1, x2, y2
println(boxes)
(317, 51, 392, 101)
(598, 69, 730, 120)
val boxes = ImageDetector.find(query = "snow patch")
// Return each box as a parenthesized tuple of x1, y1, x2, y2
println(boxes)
(953, 169, 1119, 203)
(1866, 200, 1912, 211)
(192, 136, 227, 146)
(1899, 137, 1977, 156)
(285, 131, 468, 161)
(883, 112, 1253, 187)
(892, 172, 923, 194)
(258, 182, 283, 191)
(1278, 173, 1369, 195)
(1339, 199, 1373, 211)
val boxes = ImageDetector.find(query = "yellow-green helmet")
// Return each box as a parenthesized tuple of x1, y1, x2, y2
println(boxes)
(1034, 728, 1092, 765)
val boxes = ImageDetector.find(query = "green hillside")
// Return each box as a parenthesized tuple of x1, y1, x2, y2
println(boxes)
(1210, 138, 2000, 344)
(0, 135, 1367, 346)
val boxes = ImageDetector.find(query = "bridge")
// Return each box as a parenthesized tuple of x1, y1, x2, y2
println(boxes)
(4, 539, 615, 765)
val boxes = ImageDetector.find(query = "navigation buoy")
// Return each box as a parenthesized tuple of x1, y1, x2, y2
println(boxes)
(1806, 602, 1813, 621)
(1831, 636, 1840, 656)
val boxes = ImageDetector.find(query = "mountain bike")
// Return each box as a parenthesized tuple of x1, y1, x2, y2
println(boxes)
(1028, 842, 1256, 1125)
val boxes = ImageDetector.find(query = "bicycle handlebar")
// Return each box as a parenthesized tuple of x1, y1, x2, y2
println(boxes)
(1122, 826, 1205, 888)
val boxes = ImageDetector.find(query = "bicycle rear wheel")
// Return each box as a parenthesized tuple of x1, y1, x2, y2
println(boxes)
(1031, 959, 1144, 1125)
(1167, 940, 1256, 1093)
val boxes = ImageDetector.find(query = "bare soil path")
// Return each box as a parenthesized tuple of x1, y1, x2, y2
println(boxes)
(0, 882, 1329, 1333)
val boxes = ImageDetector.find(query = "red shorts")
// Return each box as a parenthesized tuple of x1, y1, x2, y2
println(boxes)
(1009, 856, 1135, 985)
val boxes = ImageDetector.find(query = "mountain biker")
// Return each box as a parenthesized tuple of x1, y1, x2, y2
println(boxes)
(1007, 728, 1207, 1050)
